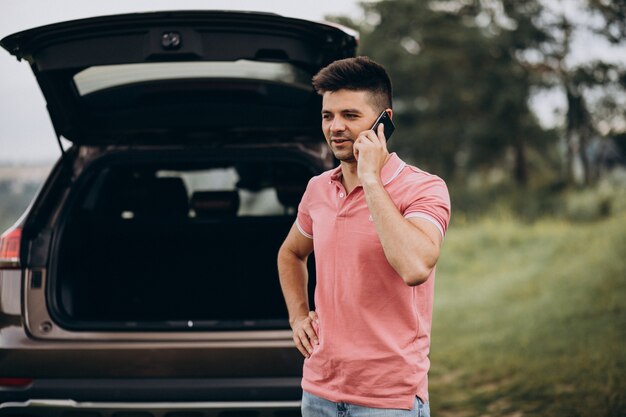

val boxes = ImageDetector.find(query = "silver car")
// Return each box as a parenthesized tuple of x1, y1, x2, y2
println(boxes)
(0, 10, 356, 416)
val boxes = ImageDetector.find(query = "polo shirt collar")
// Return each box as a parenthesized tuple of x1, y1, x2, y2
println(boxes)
(330, 152, 406, 186)
(380, 152, 406, 185)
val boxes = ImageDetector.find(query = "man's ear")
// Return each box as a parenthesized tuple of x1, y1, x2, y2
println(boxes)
(386, 108, 393, 120)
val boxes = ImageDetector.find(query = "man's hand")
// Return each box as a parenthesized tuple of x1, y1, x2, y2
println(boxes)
(353, 123, 389, 184)
(291, 311, 319, 358)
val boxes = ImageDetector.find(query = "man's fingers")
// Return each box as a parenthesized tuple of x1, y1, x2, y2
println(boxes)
(377, 124, 388, 150)
(359, 130, 378, 143)
(297, 328, 313, 356)
(292, 316, 319, 358)
(358, 128, 385, 147)
(304, 321, 319, 346)
(293, 334, 310, 358)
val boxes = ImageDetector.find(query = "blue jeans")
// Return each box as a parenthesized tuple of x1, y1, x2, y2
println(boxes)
(301, 391, 430, 417)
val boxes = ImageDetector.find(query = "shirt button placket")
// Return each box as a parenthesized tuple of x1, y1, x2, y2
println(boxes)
(337, 190, 347, 214)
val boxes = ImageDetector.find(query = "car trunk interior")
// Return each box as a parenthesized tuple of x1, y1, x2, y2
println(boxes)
(51, 153, 318, 331)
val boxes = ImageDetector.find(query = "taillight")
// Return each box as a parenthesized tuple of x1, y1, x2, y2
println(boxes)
(0, 225, 21, 269)
(0, 378, 33, 388)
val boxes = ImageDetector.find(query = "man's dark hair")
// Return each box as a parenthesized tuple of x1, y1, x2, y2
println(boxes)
(312, 56, 393, 111)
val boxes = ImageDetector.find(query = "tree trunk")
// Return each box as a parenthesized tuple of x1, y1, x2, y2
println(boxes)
(565, 87, 591, 186)
(513, 136, 528, 186)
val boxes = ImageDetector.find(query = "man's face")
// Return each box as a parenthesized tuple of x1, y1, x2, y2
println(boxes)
(321, 89, 380, 163)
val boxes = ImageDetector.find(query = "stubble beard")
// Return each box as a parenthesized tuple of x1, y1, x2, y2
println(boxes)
(329, 136, 356, 163)
(333, 147, 356, 163)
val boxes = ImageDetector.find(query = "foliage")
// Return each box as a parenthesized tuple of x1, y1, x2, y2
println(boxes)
(332, 0, 554, 184)
(327, 0, 626, 187)
(498, 0, 626, 185)
(449, 167, 626, 223)
(588, 0, 626, 43)
(0, 180, 39, 232)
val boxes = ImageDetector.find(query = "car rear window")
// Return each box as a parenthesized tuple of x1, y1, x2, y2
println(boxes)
(73, 60, 313, 96)
(156, 167, 285, 217)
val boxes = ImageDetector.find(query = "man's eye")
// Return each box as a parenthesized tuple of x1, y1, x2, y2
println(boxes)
(322, 114, 332, 120)
(345, 114, 358, 119)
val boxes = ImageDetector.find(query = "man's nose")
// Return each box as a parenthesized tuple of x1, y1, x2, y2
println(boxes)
(330, 118, 346, 132)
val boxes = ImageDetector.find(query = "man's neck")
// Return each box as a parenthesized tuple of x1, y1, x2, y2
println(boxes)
(339, 161, 360, 194)
(339, 154, 393, 194)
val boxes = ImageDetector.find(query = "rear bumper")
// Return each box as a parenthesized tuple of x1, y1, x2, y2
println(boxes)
(0, 398, 301, 417)
(0, 377, 302, 406)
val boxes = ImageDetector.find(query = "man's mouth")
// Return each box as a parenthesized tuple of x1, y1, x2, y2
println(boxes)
(331, 138, 352, 144)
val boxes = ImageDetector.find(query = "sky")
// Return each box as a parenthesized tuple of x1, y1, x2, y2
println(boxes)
(0, 0, 363, 163)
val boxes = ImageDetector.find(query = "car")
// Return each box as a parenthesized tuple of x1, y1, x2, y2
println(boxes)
(0, 10, 357, 416)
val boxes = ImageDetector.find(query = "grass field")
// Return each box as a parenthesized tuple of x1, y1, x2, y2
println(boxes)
(429, 211, 626, 417)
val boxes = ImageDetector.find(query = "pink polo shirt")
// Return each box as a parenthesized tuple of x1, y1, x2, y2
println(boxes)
(296, 153, 450, 410)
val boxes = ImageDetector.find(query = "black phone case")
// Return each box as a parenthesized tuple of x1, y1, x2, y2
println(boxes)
(371, 111, 396, 141)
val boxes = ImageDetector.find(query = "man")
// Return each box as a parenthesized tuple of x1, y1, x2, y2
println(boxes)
(277, 56, 450, 416)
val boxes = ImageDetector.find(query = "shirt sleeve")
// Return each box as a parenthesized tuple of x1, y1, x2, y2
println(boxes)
(295, 178, 314, 239)
(403, 174, 451, 238)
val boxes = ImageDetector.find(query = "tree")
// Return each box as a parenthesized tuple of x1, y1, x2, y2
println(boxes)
(329, 0, 555, 185)
(503, 0, 626, 185)
(329, 0, 626, 187)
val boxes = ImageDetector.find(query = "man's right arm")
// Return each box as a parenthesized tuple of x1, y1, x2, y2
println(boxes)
(277, 223, 317, 358)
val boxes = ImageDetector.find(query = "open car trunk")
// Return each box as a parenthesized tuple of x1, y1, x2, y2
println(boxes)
(0, 11, 357, 145)
(49, 150, 318, 331)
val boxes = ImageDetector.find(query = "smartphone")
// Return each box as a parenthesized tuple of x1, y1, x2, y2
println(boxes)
(370, 110, 396, 141)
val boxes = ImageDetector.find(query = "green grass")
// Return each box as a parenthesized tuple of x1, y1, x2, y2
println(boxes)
(429, 212, 626, 417)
